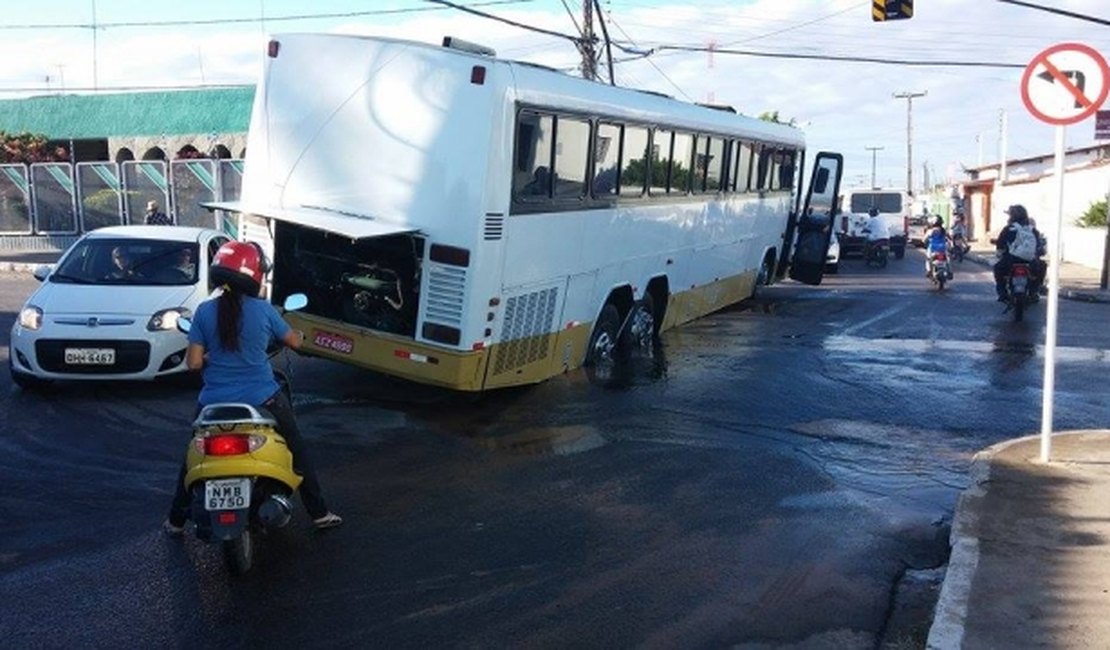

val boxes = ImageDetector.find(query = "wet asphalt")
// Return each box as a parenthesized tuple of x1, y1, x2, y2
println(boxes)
(2, 250, 1110, 649)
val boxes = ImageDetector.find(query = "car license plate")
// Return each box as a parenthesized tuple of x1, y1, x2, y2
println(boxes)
(64, 348, 115, 365)
(205, 478, 251, 511)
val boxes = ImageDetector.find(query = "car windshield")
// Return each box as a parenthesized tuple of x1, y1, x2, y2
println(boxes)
(850, 192, 903, 214)
(52, 238, 200, 286)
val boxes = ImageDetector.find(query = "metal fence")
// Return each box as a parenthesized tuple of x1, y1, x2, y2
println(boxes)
(0, 159, 245, 238)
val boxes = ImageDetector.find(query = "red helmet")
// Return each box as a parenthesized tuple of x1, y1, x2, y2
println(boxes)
(209, 241, 270, 295)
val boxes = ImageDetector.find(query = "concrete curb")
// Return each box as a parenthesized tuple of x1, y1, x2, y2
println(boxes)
(926, 431, 1094, 649)
(0, 262, 45, 275)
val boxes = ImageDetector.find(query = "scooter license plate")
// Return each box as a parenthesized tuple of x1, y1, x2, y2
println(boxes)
(205, 478, 251, 511)
(1012, 278, 1028, 292)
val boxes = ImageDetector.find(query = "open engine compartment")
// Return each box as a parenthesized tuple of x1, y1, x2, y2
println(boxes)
(271, 221, 424, 338)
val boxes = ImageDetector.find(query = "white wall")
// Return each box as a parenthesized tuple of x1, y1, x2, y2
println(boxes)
(991, 162, 1110, 269)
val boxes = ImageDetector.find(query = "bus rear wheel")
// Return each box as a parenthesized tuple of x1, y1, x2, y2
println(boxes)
(585, 304, 620, 384)
(620, 294, 656, 360)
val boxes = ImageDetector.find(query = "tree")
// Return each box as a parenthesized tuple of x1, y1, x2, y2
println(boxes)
(1077, 199, 1107, 228)
(758, 111, 797, 127)
(0, 131, 69, 164)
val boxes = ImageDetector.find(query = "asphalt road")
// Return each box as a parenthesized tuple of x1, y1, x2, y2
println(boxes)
(2, 251, 1109, 649)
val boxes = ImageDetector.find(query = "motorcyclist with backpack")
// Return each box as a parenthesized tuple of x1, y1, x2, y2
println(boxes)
(993, 204, 1046, 302)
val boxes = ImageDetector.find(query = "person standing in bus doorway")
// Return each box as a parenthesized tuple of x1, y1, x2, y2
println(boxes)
(144, 200, 172, 225)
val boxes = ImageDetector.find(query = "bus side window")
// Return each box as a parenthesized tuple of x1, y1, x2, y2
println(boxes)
(705, 136, 725, 192)
(513, 111, 554, 201)
(722, 140, 736, 193)
(592, 122, 622, 197)
(752, 144, 769, 191)
(779, 149, 797, 191)
(671, 132, 694, 194)
(553, 116, 591, 200)
(649, 129, 674, 195)
(692, 136, 708, 194)
(768, 148, 783, 192)
(620, 126, 649, 197)
(734, 141, 753, 193)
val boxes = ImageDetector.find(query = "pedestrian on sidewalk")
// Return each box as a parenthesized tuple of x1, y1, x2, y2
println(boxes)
(144, 200, 172, 226)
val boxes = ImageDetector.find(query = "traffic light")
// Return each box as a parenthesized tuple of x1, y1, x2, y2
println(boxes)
(873, 0, 913, 21)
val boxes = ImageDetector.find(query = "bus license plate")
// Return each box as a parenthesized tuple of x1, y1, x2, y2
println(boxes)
(64, 348, 115, 365)
(205, 478, 251, 511)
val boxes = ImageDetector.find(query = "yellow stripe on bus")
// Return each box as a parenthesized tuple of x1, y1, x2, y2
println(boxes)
(286, 270, 759, 391)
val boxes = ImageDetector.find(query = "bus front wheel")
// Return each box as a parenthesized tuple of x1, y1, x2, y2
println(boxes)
(585, 304, 620, 384)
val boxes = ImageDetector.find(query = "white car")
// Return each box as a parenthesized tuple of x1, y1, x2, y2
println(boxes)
(825, 230, 840, 274)
(9, 226, 232, 387)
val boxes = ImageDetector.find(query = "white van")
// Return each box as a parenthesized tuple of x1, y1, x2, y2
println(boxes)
(837, 188, 911, 259)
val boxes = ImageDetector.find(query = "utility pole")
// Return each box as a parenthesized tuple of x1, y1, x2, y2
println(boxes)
(893, 90, 927, 194)
(579, 1, 597, 81)
(865, 146, 884, 188)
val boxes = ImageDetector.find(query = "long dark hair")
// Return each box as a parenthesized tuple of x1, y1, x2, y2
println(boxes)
(216, 289, 244, 352)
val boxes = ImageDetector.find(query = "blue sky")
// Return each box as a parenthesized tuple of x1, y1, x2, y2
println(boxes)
(2, 0, 1109, 190)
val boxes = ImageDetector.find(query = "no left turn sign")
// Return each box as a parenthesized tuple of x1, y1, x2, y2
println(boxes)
(1021, 43, 1110, 126)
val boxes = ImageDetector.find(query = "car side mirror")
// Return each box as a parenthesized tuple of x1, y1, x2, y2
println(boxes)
(32, 264, 53, 282)
(177, 316, 192, 334)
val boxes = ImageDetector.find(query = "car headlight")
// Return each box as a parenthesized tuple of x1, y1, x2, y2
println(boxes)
(147, 307, 190, 332)
(18, 305, 43, 331)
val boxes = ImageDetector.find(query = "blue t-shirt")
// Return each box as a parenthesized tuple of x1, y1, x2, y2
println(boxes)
(925, 228, 948, 253)
(188, 295, 291, 406)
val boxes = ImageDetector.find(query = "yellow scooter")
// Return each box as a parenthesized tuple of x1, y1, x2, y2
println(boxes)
(177, 293, 307, 574)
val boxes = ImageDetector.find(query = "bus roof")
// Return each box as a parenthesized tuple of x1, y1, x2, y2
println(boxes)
(271, 32, 806, 148)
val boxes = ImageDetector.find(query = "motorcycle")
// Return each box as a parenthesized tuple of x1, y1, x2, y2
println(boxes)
(1003, 262, 1037, 322)
(863, 233, 890, 268)
(927, 251, 953, 290)
(951, 234, 969, 263)
(175, 293, 308, 574)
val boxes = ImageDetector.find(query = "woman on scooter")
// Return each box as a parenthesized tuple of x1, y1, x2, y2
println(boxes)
(923, 215, 952, 278)
(163, 241, 342, 534)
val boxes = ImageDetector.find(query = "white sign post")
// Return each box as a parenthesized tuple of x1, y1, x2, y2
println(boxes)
(1020, 43, 1110, 462)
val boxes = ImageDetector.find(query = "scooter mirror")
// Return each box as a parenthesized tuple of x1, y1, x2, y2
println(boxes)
(283, 293, 308, 312)
(177, 316, 193, 334)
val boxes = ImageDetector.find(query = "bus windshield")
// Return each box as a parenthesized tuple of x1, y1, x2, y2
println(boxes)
(849, 192, 902, 214)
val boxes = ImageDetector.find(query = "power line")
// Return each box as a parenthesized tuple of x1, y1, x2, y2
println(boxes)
(622, 44, 1026, 69)
(718, 2, 867, 47)
(601, 10, 692, 100)
(996, 0, 1110, 27)
(0, 0, 533, 30)
(424, 0, 581, 43)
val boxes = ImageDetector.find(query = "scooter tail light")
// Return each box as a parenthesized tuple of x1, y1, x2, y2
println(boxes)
(1012, 265, 1030, 277)
(204, 432, 266, 452)
(934, 252, 947, 261)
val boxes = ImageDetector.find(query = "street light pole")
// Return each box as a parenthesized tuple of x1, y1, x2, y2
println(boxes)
(865, 146, 884, 189)
(894, 90, 927, 194)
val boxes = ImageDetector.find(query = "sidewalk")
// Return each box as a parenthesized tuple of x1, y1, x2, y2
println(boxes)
(965, 239, 1110, 304)
(928, 431, 1110, 649)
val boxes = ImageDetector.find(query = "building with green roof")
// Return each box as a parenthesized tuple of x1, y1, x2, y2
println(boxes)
(0, 87, 254, 162)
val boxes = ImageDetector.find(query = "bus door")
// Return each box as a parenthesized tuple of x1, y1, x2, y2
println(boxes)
(788, 152, 843, 286)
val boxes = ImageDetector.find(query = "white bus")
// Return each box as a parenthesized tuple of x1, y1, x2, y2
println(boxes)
(209, 33, 842, 391)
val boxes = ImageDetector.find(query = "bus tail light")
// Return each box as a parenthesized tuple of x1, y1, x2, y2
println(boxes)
(268, 40, 281, 58)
